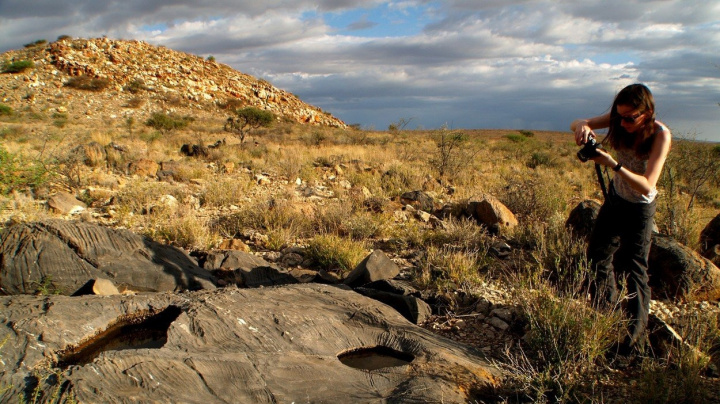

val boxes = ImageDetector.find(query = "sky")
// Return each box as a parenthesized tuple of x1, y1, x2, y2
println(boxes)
(1, 0, 719, 141)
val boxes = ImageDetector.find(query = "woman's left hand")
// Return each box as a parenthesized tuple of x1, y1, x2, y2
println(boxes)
(590, 149, 617, 168)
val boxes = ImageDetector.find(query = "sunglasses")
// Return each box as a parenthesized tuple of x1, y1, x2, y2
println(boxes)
(618, 112, 643, 123)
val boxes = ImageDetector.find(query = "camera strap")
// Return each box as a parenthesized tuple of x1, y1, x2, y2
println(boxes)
(595, 163, 608, 200)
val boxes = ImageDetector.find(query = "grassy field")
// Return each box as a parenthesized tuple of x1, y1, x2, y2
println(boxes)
(1, 104, 720, 402)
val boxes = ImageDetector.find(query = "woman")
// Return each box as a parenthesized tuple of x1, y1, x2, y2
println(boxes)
(570, 83, 672, 354)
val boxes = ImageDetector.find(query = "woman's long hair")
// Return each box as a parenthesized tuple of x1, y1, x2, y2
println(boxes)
(605, 83, 656, 157)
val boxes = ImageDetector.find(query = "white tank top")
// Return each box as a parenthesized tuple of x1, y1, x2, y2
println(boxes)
(612, 123, 666, 204)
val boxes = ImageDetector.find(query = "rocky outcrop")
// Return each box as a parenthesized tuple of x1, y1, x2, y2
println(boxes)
(648, 234, 720, 301)
(700, 213, 720, 268)
(0, 284, 501, 403)
(0, 37, 345, 128)
(565, 199, 602, 240)
(0, 220, 216, 295)
(343, 249, 400, 288)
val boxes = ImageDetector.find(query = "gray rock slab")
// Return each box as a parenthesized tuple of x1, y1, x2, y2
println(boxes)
(0, 284, 501, 403)
(0, 220, 216, 295)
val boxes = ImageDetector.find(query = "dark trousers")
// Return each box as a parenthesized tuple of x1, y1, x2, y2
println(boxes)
(587, 188, 656, 348)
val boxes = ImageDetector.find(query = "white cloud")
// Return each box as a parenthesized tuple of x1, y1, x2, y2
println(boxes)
(0, 0, 718, 139)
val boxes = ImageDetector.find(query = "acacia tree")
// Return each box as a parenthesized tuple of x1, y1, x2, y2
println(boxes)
(224, 106, 274, 143)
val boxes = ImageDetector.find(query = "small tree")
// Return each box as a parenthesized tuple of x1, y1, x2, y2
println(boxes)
(429, 127, 475, 180)
(224, 107, 274, 143)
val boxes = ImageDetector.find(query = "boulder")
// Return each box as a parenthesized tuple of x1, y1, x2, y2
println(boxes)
(0, 284, 501, 403)
(180, 144, 209, 158)
(467, 194, 518, 234)
(356, 280, 432, 324)
(0, 220, 216, 295)
(648, 234, 720, 301)
(700, 213, 720, 267)
(343, 250, 400, 288)
(47, 192, 87, 215)
(566, 199, 602, 240)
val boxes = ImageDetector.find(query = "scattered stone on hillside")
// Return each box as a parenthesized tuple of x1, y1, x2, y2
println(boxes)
(0, 284, 501, 403)
(466, 194, 518, 234)
(0, 220, 216, 295)
(700, 213, 720, 267)
(400, 190, 435, 212)
(648, 233, 720, 301)
(404, 204, 435, 223)
(47, 192, 86, 215)
(344, 249, 400, 288)
(128, 158, 159, 177)
(490, 241, 512, 259)
(0, 37, 345, 127)
(566, 199, 602, 240)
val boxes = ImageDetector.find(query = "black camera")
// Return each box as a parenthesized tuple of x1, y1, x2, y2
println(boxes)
(577, 137, 602, 162)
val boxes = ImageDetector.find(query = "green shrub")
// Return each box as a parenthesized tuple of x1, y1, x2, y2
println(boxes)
(23, 39, 47, 48)
(145, 112, 193, 133)
(505, 133, 528, 143)
(519, 130, 535, 137)
(2, 59, 34, 74)
(124, 78, 148, 94)
(306, 234, 367, 273)
(428, 127, 476, 179)
(504, 281, 621, 403)
(0, 104, 12, 116)
(0, 146, 50, 194)
(526, 152, 553, 169)
(64, 76, 111, 92)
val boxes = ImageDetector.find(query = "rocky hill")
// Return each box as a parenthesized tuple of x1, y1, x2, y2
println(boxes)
(0, 37, 346, 127)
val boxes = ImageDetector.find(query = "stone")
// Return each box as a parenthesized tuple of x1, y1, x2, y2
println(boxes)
(0, 220, 216, 295)
(47, 192, 86, 214)
(0, 284, 500, 403)
(203, 250, 297, 288)
(486, 316, 510, 331)
(72, 278, 120, 296)
(355, 287, 432, 324)
(467, 194, 518, 234)
(343, 249, 400, 288)
(180, 144, 209, 158)
(648, 233, 720, 301)
(217, 238, 251, 252)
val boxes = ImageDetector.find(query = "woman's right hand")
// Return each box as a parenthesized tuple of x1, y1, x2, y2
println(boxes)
(574, 122, 595, 146)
